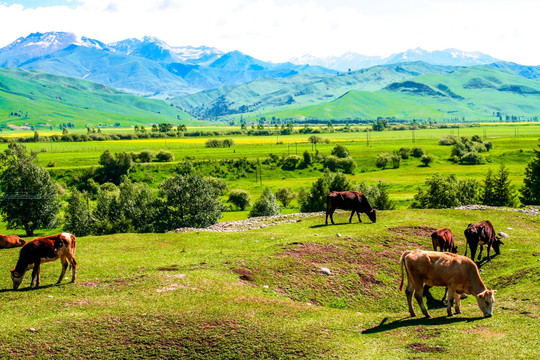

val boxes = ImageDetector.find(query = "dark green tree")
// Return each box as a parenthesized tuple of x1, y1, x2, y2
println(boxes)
(331, 144, 350, 158)
(63, 190, 94, 237)
(97, 150, 133, 185)
(0, 143, 60, 236)
(520, 144, 540, 205)
(157, 174, 223, 230)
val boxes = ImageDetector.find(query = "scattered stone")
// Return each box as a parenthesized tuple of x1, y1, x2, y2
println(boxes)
(498, 232, 510, 238)
(29, 328, 36, 332)
(507, 227, 513, 230)
(320, 267, 332, 276)
(336, 233, 341, 238)
(456, 205, 539, 217)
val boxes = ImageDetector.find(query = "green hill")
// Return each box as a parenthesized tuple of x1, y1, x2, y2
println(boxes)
(174, 62, 457, 118)
(266, 66, 540, 120)
(0, 67, 193, 129)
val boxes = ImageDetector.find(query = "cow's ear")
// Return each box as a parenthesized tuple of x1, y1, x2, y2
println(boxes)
(492, 290, 497, 294)
(477, 291, 485, 299)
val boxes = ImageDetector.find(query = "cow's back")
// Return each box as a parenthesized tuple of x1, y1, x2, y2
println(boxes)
(327, 191, 358, 210)
(404, 250, 475, 287)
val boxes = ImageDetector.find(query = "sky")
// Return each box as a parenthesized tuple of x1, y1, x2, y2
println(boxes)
(0, 0, 537, 65)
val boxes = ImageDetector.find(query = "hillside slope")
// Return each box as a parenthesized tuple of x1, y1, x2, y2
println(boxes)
(0, 67, 192, 128)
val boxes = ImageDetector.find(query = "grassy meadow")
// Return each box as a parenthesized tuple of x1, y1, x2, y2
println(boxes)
(4, 123, 539, 210)
(0, 208, 538, 359)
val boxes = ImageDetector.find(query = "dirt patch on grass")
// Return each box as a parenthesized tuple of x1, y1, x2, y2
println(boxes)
(233, 268, 255, 281)
(389, 226, 437, 239)
(415, 327, 441, 339)
(407, 342, 446, 353)
(466, 325, 505, 336)
(157, 265, 180, 271)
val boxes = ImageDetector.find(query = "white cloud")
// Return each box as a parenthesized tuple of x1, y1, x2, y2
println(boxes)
(0, 0, 538, 64)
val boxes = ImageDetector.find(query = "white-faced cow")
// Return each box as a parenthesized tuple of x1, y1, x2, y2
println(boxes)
(325, 191, 376, 225)
(464, 220, 503, 261)
(399, 249, 496, 318)
(431, 229, 457, 253)
(0, 234, 26, 249)
(10, 233, 76, 290)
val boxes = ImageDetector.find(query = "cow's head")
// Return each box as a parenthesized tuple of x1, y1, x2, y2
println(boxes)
(17, 237, 26, 246)
(368, 209, 376, 223)
(10, 269, 24, 290)
(493, 237, 504, 255)
(476, 289, 496, 317)
(451, 245, 458, 254)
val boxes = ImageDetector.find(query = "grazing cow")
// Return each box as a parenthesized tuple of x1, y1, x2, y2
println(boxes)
(399, 249, 496, 318)
(464, 220, 503, 261)
(431, 229, 457, 253)
(0, 234, 26, 249)
(10, 233, 76, 290)
(325, 191, 376, 225)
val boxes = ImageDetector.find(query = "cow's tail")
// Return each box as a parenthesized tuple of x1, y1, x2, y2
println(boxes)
(68, 234, 76, 269)
(399, 251, 410, 292)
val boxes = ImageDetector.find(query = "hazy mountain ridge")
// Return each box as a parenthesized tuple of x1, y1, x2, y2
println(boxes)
(291, 48, 500, 72)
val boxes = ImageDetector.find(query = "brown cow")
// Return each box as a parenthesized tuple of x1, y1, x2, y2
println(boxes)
(0, 234, 26, 249)
(464, 220, 503, 261)
(10, 233, 76, 290)
(325, 191, 376, 225)
(431, 229, 457, 253)
(399, 249, 496, 318)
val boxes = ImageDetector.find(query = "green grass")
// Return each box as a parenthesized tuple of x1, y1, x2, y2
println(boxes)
(0, 209, 537, 358)
(7, 123, 538, 208)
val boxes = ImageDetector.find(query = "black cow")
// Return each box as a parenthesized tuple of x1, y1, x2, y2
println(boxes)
(464, 221, 503, 261)
(325, 191, 376, 225)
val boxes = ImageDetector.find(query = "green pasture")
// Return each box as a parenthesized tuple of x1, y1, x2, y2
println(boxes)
(0, 209, 537, 359)
(4, 123, 538, 209)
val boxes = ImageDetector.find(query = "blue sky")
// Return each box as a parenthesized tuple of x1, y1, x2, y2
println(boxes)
(0, 0, 537, 65)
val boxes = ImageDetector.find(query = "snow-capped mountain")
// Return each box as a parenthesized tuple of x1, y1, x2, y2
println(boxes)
(291, 48, 501, 71)
(0, 32, 109, 67)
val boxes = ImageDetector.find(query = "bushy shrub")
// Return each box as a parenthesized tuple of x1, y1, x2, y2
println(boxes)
(398, 147, 411, 159)
(63, 190, 93, 237)
(331, 144, 350, 158)
(460, 151, 484, 164)
(420, 154, 434, 166)
(275, 187, 296, 208)
(228, 189, 251, 210)
(356, 181, 395, 210)
(438, 135, 458, 145)
(324, 155, 339, 171)
(450, 136, 490, 164)
(376, 153, 391, 169)
(283, 155, 302, 169)
(336, 157, 356, 174)
(302, 150, 313, 166)
(156, 149, 174, 162)
(137, 149, 156, 163)
(249, 187, 281, 217)
(411, 174, 479, 209)
(482, 165, 517, 207)
(411, 147, 425, 158)
(390, 154, 401, 168)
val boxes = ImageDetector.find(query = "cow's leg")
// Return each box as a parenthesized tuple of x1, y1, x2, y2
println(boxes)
(470, 243, 478, 262)
(356, 211, 362, 223)
(70, 256, 77, 283)
(477, 244, 483, 261)
(414, 285, 431, 318)
(325, 209, 330, 225)
(57, 257, 68, 284)
(329, 209, 336, 225)
(405, 286, 416, 317)
(446, 288, 456, 316)
(442, 287, 448, 301)
(348, 210, 355, 223)
(30, 262, 40, 289)
(486, 244, 492, 261)
(454, 293, 462, 314)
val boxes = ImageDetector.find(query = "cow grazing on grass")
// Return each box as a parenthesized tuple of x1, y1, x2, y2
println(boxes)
(10, 233, 76, 290)
(464, 220, 503, 261)
(431, 229, 457, 253)
(0, 234, 25, 249)
(325, 191, 376, 225)
(399, 249, 496, 318)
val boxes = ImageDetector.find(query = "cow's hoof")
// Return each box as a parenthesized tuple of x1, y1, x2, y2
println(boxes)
(424, 314, 432, 319)
(410, 313, 416, 318)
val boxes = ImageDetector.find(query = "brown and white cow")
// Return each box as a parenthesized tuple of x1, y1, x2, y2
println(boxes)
(464, 220, 503, 261)
(431, 229, 457, 253)
(325, 191, 376, 225)
(0, 234, 26, 249)
(399, 249, 496, 318)
(10, 233, 76, 290)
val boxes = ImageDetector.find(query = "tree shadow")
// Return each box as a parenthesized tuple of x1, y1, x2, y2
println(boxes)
(362, 314, 484, 334)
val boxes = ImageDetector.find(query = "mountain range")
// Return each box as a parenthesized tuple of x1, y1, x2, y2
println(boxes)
(0, 32, 539, 124)
(291, 48, 501, 72)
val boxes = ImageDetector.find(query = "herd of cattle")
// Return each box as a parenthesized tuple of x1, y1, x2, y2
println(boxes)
(327, 191, 505, 318)
(0, 191, 505, 319)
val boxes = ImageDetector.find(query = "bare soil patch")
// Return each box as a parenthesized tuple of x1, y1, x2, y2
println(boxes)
(233, 268, 255, 281)
(388, 226, 437, 239)
(407, 342, 446, 353)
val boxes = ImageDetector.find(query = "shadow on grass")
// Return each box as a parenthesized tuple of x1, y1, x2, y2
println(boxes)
(476, 253, 499, 268)
(362, 314, 484, 334)
(0, 282, 67, 293)
(311, 222, 375, 228)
